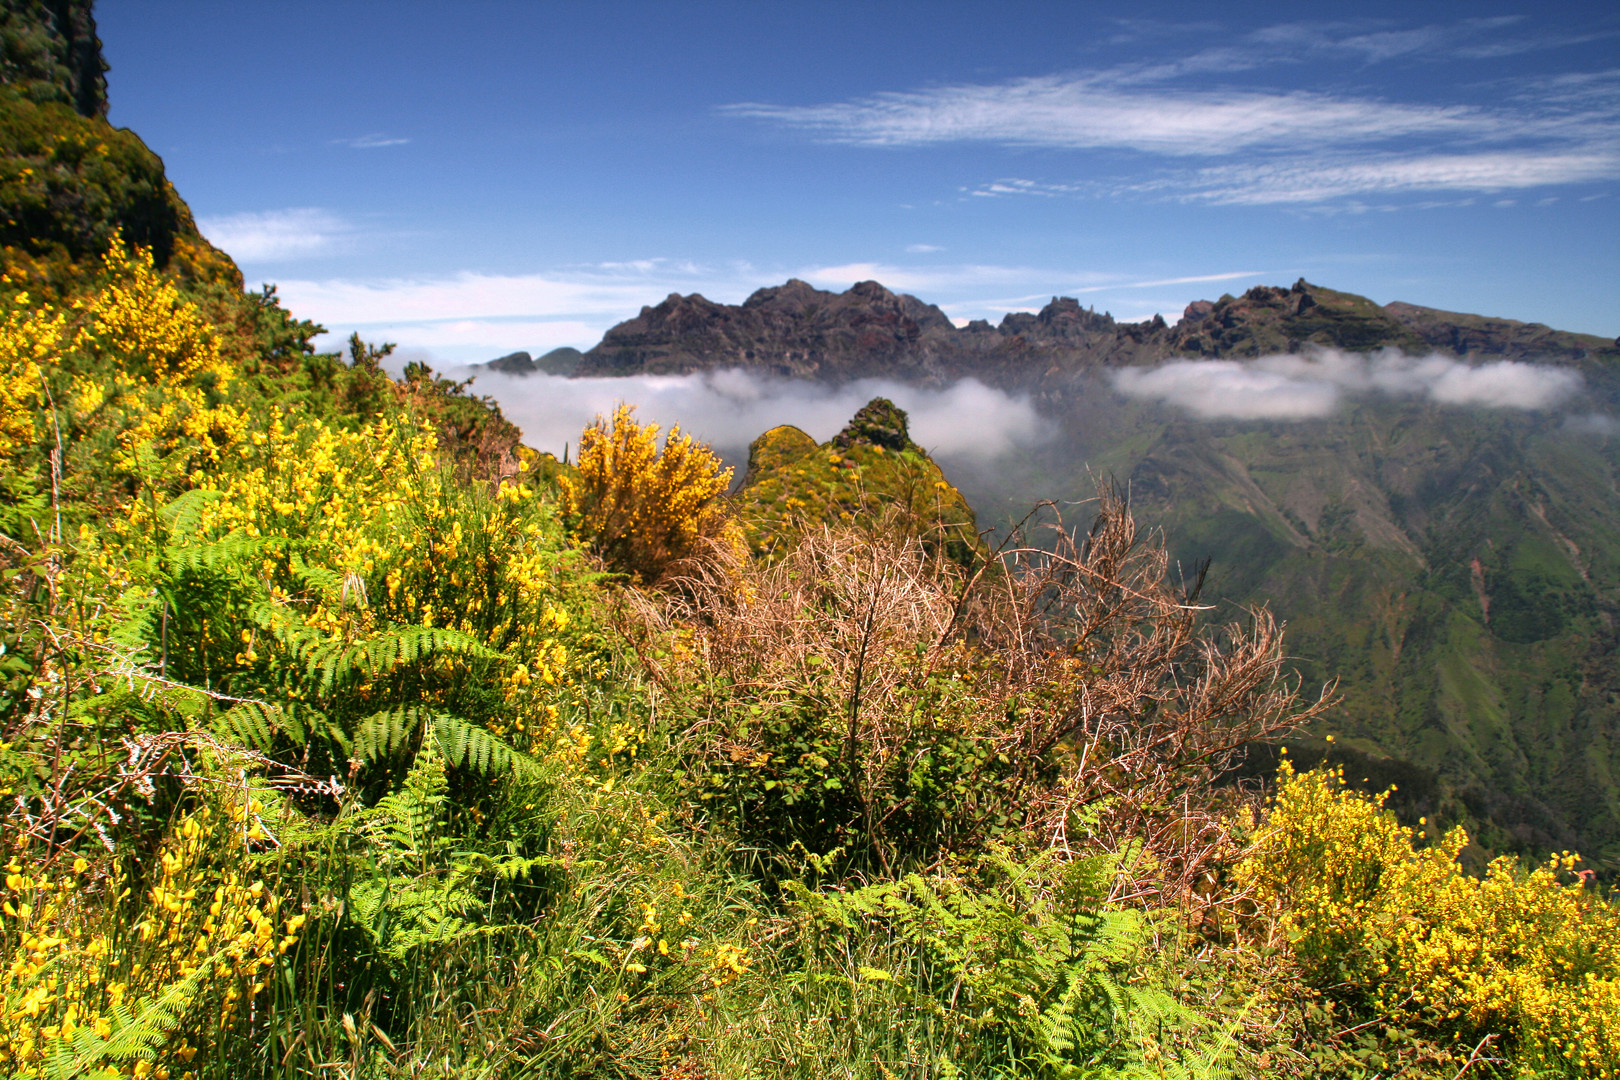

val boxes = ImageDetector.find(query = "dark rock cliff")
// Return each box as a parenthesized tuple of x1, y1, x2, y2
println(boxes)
(0, 0, 240, 290)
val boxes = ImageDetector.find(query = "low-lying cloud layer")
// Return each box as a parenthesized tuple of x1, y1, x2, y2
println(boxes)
(1111, 350, 1584, 420)
(470, 368, 1046, 465)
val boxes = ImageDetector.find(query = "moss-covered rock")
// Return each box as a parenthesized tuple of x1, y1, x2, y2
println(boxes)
(734, 398, 984, 567)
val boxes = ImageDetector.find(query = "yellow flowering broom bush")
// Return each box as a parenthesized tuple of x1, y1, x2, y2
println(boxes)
(0, 244, 249, 545)
(0, 797, 303, 1079)
(562, 403, 743, 584)
(1243, 760, 1620, 1076)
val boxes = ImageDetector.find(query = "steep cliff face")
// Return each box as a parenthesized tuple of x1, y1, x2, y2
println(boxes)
(576, 276, 1618, 388)
(0, 0, 106, 119)
(0, 0, 240, 291)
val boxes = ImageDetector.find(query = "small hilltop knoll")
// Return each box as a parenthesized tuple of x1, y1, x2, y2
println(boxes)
(562, 276, 1619, 388)
(733, 397, 983, 567)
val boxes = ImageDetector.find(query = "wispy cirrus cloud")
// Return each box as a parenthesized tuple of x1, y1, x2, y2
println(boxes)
(1175, 149, 1620, 204)
(724, 18, 1620, 206)
(197, 208, 351, 262)
(724, 77, 1489, 156)
(332, 132, 410, 149)
(1103, 16, 1612, 75)
(969, 178, 1086, 198)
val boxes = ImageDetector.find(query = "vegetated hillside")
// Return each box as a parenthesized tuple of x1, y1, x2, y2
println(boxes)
(570, 275, 1620, 870)
(6, 6, 1620, 1075)
(1112, 403, 1620, 865)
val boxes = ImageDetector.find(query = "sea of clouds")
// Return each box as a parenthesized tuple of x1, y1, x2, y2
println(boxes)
(466, 367, 1048, 464)
(1110, 348, 1585, 420)
(462, 350, 1611, 470)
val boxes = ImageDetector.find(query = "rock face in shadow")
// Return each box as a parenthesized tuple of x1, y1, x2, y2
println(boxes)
(0, 0, 240, 289)
(0, 0, 108, 119)
(476, 347, 583, 376)
(577, 278, 1619, 388)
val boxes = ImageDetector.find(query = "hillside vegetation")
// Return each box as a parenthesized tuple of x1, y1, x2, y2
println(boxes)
(562, 269, 1620, 873)
(5, 7, 1620, 1077)
(4, 238, 1620, 1078)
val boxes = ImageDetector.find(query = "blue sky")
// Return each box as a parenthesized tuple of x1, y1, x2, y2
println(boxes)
(100, 1, 1619, 366)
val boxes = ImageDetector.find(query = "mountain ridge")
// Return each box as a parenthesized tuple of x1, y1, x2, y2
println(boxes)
(558, 276, 1619, 387)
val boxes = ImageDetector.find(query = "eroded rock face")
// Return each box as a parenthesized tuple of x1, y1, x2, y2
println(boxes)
(577, 278, 971, 382)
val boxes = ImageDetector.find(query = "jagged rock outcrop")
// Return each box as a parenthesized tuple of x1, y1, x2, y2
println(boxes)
(577, 278, 967, 382)
(1164, 280, 1430, 357)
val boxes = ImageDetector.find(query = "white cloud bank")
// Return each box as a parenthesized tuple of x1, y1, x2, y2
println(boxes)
(470, 368, 1045, 465)
(197, 208, 350, 262)
(1111, 350, 1584, 420)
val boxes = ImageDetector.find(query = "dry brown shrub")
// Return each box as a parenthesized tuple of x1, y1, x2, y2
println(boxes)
(625, 486, 1334, 892)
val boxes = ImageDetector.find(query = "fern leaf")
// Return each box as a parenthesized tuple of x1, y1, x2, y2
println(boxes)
(431, 713, 537, 778)
(213, 699, 281, 750)
(159, 487, 223, 535)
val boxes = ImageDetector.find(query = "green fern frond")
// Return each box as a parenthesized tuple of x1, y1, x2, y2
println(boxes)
(289, 623, 503, 694)
(165, 529, 276, 577)
(212, 699, 282, 750)
(38, 955, 208, 1080)
(353, 706, 424, 763)
(158, 487, 223, 535)
(431, 712, 536, 778)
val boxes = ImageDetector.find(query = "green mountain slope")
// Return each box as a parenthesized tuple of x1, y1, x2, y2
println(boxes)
(573, 269, 1620, 868)
(944, 396, 1620, 868)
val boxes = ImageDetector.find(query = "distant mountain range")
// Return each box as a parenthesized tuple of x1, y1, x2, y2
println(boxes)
(540, 277, 1618, 386)
(506, 276, 1620, 872)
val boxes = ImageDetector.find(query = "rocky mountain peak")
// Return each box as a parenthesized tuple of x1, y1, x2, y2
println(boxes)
(566, 275, 1618, 388)
(832, 397, 913, 452)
